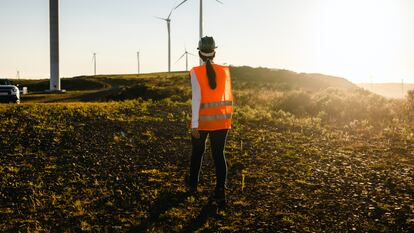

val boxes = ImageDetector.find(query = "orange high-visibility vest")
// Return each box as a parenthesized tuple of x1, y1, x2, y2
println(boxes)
(191, 64, 233, 130)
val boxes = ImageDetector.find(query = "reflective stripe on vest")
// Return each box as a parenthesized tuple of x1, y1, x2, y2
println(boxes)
(200, 113, 233, 122)
(200, 100, 233, 109)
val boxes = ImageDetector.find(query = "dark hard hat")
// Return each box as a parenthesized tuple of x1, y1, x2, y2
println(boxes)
(198, 36, 217, 52)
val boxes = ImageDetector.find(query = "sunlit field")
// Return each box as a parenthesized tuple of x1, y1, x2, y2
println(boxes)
(1, 67, 413, 232)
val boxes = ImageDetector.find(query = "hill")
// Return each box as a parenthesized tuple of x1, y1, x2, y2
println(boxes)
(9, 66, 403, 123)
(12, 66, 357, 104)
(231, 66, 357, 91)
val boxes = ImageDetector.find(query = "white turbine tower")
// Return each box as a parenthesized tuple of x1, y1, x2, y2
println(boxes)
(49, 0, 61, 91)
(175, 0, 223, 64)
(92, 53, 97, 76)
(175, 48, 196, 71)
(156, 9, 174, 73)
(137, 51, 140, 75)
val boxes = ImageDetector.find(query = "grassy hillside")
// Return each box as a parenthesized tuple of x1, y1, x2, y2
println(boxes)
(12, 67, 357, 100)
(12, 66, 395, 124)
(231, 66, 357, 91)
(1, 67, 413, 232)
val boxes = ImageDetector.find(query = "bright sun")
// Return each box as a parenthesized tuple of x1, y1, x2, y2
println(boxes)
(313, 0, 402, 83)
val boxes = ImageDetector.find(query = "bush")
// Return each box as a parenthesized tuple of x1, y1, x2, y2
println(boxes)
(275, 91, 314, 116)
(408, 90, 414, 111)
(406, 90, 414, 121)
(108, 83, 189, 102)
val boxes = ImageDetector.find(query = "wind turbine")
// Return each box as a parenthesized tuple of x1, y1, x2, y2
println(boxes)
(137, 51, 140, 75)
(176, 48, 196, 71)
(156, 9, 174, 72)
(49, 0, 61, 91)
(92, 53, 97, 76)
(174, 0, 223, 64)
(175, 0, 223, 39)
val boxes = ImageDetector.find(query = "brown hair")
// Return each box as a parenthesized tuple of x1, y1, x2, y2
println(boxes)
(199, 51, 216, 90)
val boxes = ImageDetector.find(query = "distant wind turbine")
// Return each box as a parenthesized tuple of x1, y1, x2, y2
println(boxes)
(92, 53, 97, 76)
(175, 48, 196, 71)
(137, 51, 140, 75)
(156, 9, 174, 72)
(175, 0, 224, 64)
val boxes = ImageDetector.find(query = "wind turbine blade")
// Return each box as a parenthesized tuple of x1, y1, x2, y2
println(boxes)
(174, 0, 189, 10)
(167, 9, 174, 19)
(215, 0, 224, 4)
(175, 53, 186, 64)
(188, 52, 196, 56)
(155, 16, 167, 21)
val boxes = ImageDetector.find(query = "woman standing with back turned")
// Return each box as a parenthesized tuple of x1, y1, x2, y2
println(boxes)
(186, 36, 233, 206)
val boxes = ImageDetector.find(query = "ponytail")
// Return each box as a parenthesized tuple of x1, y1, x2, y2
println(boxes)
(199, 51, 217, 90)
(206, 59, 216, 90)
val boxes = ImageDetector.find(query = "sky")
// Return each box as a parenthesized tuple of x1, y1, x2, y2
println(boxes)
(0, 0, 413, 83)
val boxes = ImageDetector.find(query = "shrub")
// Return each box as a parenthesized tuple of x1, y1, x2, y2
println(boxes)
(407, 90, 414, 111)
(274, 91, 314, 116)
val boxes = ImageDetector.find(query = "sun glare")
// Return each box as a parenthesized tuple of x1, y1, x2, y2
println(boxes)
(313, 0, 402, 83)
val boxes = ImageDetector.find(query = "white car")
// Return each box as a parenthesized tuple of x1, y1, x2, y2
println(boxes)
(0, 79, 20, 104)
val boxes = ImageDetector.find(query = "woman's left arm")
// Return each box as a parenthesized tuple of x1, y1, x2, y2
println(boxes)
(191, 71, 201, 129)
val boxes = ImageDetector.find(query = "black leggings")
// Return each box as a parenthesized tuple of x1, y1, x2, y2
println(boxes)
(189, 129, 229, 189)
